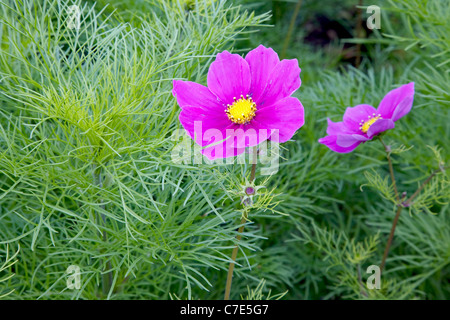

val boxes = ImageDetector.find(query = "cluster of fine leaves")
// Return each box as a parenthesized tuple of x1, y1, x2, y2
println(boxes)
(0, 0, 272, 299)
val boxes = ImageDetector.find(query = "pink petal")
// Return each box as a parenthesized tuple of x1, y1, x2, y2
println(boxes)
(326, 118, 358, 136)
(252, 96, 305, 143)
(257, 59, 301, 108)
(366, 118, 395, 138)
(318, 135, 362, 153)
(336, 134, 369, 147)
(207, 51, 252, 104)
(377, 82, 415, 122)
(179, 106, 230, 147)
(343, 104, 378, 130)
(245, 45, 280, 103)
(221, 124, 264, 148)
(179, 109, 254, 159)
(201, 139, 246, 160)
(223, 125, 266, 149)
(172, 80, 222, 111)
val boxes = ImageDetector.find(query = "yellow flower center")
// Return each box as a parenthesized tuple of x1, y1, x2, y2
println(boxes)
(359, 114, 382, 133)
(225, 95, 257, 124)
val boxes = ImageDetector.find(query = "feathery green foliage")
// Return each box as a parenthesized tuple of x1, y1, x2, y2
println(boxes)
(0, 0, 448, 300)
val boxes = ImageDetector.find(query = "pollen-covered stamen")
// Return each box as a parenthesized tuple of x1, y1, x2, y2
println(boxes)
(359, 113, 382, 133)
(225, 94, 257, 124)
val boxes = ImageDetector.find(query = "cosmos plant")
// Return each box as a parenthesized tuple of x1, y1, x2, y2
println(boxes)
(173, 45, 304, 299)
(172, 48, 447, 299)
(318, 82, 447, 274)
(318, 82, 415, 153)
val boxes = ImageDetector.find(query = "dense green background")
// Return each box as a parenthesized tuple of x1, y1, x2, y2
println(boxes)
(0, 0, 448, 299)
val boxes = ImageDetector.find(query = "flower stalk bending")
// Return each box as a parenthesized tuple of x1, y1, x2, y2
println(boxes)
(93, 164, 113, 297)
(224, 147, 258, 300)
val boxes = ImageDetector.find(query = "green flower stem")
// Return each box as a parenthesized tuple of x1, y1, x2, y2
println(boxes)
(379, 149, 448, 271)
(380, 205, 402, 272)
(379, 138, 400, 203)
(224, 209, 249, 300)
(224, 147, 258, 300)
(357, 263, 368, 297)
(93, 163, 113, 297)
(378, 137, 401, 273)
(355, 0, 363, 68)
(280, 0, 303, 60)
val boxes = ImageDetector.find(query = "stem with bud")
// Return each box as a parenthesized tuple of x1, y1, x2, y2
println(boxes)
(224, 146, 258, 300)
(379, 138, 448, 272)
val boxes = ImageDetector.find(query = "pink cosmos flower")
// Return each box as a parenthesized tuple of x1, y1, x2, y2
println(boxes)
(172, 45, 305, 160)
(318, 82, 415, 153)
